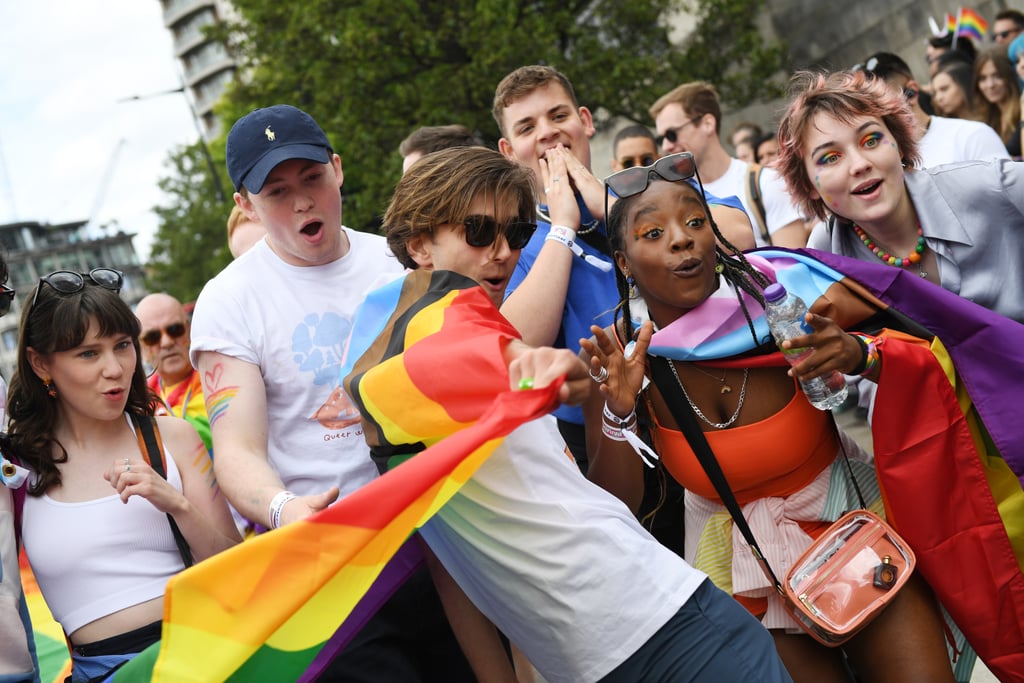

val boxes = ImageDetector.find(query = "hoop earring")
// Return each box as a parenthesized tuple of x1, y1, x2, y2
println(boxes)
(714, 253, 725, 274)
(43, 377, 57, 399)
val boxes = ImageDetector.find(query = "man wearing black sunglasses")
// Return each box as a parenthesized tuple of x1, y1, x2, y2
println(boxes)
(650, 81, 808, 249)
(992, 9, 1024, 46)
(136, 293, 212, 455)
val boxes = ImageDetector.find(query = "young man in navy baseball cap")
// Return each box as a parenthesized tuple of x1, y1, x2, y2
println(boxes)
(192, 105, 473, 680)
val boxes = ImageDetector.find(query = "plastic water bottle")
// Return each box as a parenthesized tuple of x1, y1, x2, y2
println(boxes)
(763, 283, 848, 411)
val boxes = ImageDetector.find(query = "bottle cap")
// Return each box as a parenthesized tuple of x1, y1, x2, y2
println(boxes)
(763, 283, 787, 303)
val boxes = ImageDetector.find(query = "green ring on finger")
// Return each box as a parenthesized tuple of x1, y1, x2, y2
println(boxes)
(518, 377, 535, 390)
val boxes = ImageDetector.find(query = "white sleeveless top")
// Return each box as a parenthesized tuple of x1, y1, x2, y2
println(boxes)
(21, 416, 187, 635)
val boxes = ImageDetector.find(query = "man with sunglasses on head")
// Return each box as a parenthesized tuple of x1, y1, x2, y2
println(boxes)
(651, 81, 808, 248)
(136, 293, 211, 454)
(493, 65, 753, 471)
(190, 105, 473, 681)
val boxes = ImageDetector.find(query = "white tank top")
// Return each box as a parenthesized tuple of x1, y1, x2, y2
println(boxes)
(21, 417, 187, 635)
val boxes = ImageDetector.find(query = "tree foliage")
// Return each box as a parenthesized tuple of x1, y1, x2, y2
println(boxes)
(146, 142, 233, 302)
(149, 0, 785, 286)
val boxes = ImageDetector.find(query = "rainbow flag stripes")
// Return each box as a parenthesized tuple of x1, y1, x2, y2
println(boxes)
(115, 270, 558, 682)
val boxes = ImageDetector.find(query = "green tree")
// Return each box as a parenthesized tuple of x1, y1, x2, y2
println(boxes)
(146, 141, 233, 302)
(151, 0, 785, 275)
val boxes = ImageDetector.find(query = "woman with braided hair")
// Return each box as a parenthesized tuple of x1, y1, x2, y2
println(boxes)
(580, 153, 954, 682)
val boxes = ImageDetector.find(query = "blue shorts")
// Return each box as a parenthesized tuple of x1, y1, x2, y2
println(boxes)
(601, 579, 792, 683)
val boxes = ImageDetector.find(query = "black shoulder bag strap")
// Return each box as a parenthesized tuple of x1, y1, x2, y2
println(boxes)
(132, 414, 195, 568)
(649, 356, 868, 597)
(746, 164, 772, 246)
(648, 355, 785, 594)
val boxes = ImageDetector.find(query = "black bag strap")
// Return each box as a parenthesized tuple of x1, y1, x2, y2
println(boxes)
(745, 163, 772, 246)
(131, 414, 195, 568)
(649, 356, 868, 595)
(649, 356, 785, 592)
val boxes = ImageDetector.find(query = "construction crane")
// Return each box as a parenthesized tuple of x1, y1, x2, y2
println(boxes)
(86, 138, 125, 234)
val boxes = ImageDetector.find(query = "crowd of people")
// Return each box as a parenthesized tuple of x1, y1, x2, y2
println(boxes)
(1, 11, 1023, 683)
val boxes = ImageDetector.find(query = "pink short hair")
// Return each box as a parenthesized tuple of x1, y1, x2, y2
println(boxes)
(776, 70, 920, 221)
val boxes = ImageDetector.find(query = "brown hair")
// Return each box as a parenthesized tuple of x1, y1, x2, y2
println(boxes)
(383, 147, 535, 269)
(6, 282, 157, 495)
(492, 65, 579, 136)
(776, 70, 919, 221)
(398, 124, 486, 158)
(973, 47, 1022, 144)
(649, 81, 723, 134)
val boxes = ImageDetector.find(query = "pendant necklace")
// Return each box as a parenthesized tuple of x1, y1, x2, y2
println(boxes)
(853, 222, 928, 278)
(668, 360, 749, 429)
(691, 364, 734, 394)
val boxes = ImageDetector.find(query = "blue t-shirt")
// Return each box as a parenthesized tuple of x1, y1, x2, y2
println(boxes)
(506, 187, 744, 425)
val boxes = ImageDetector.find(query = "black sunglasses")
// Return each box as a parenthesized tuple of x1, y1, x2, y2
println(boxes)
(0, 283, 14, 318)
(654, 118, 700, 147)
(604, 152, 707, 224)
(619, 154, 658, 170)
(991, 29, 1019, 42)
(31, 268, 124, 309)
(141, 322, 187, 346)
(462, 215, 537, 250)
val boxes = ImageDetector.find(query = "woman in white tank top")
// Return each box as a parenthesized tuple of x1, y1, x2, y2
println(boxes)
(3, 270, 240, 683)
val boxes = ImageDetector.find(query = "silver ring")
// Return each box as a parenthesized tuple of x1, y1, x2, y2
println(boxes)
(589, 366, 609, 383)
(552, 176, 562, 182)
(125, 462, 131, 472)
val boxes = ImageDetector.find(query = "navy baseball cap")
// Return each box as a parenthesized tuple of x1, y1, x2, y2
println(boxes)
(226, 105, 332, 193)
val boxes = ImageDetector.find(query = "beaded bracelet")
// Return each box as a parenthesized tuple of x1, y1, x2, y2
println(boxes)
(850, 333, 880, 376)
(269, 490, 298, 529)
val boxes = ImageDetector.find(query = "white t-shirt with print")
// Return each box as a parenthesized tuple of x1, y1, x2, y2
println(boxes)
(190, 228, 404, 497)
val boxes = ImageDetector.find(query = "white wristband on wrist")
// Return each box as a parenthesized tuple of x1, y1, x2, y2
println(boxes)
(544, 225, 613, 273)
(269, 490, 298, 529)
(601, 402, 659, 468)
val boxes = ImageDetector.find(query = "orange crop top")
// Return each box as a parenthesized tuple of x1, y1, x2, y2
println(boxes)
(648, 387, 838, 506)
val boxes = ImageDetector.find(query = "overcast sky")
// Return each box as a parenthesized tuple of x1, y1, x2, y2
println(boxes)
(0, 1, 201, 262)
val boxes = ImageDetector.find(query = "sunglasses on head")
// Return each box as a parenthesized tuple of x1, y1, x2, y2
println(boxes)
(141, 322, 187, 346)
(619, 154, 658, 170)
(31, 268, 124, 309)
(461, 215, 537, 250)
(604, 153, 704, 225)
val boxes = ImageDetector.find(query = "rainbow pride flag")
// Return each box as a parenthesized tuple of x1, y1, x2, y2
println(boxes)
(115, 270, 557, 682)
(947, 7, 989, 42)
(113, 254, 1022, 681)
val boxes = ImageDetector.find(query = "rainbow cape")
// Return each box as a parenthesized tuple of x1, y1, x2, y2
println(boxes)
(114, 270, 558, 682)
(652, 248, 1023, 680)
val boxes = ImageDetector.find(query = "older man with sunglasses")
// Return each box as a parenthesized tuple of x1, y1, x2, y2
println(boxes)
(651, 81, 808, 248)
(136, 293, 212, 454)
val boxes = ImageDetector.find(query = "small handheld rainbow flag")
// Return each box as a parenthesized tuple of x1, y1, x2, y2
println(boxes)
(949, 7, 989, 44)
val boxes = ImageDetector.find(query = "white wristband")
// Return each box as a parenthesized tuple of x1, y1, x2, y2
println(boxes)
(547, 224, 577, 243)
(545, 225, 613, 273)
(269, 490, 298, 529)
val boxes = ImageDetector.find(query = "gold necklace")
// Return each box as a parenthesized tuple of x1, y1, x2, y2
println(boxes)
(690, 364, 734, 394)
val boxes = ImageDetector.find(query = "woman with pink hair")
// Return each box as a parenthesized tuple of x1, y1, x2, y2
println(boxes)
(776, 69, 1024, 323)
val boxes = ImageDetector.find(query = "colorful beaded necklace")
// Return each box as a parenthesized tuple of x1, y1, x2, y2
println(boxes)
(852, 223, 927, 277)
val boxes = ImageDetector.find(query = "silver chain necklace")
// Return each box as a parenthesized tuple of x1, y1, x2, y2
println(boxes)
(667, 360, 749, 429)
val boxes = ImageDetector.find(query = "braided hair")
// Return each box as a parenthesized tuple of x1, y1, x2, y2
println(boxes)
(606, 177, 771, 347)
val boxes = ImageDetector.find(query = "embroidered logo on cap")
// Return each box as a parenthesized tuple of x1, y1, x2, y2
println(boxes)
(265, 126, 276, 141)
